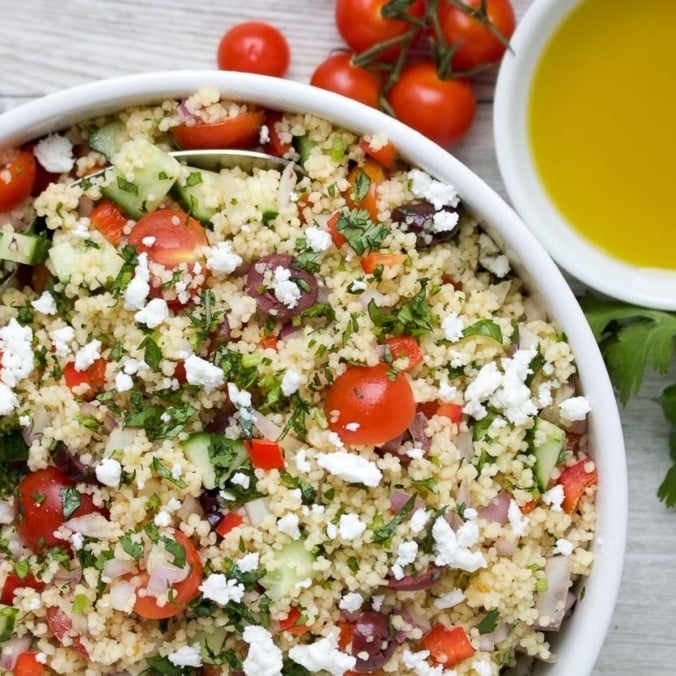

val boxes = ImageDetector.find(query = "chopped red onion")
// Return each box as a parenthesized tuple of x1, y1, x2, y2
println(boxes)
(102, 558, 135, 580)
(477, 622, 510, 652)
(244, 497, 270, 527)
(534, 556, 573, 631)
(392, 605, 431, 643)
(479, 490, 511, 525)
(63, 513, 111, 538)
(277, 162, 297, 212)
(493, 538, 516, 557)
(390, 489, 424, 515)
(109, 579, 137, 612)
(0, 636, 32, 670)
(454, 430, 474, 460)
(146, 563, 189, 598)
(407, 412, 431, 451)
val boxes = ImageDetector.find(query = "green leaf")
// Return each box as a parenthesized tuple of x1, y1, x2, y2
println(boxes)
(61, 486, 82, 519)
(371, 494, 416, 544)
(477, 609, 500, 634)
(120, 533, 144, 561)
(0, 605, 18, 641)
(657, 464, 676, 508)
(162, 536, 187, 568)
(151, 457, 189, 489)
(463, 318, 503, 343)
(336, 209, 389, 255)
(140, 335, 162, 370)
(368, 279, 435, 338)
(659, 383, 676, 428)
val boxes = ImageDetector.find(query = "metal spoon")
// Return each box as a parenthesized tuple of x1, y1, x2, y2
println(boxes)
(0, 148, 304, 293)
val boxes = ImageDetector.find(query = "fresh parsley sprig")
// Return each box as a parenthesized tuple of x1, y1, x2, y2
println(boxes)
(581, 294, 676, 507)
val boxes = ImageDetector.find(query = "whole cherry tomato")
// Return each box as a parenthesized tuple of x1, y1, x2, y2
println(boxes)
(310, 53, 382, 108)
(335, 0, 427, 61)
(325, 362, 416, 445)
(0, 148, 36, 212)
(437, 0, 517, 71)
(128, 209, 208, 268)
(133, 530, 204, 620)
(387, 60, 477, 147)
(16, 467, 103, 553)
(217, 21, 291, 77)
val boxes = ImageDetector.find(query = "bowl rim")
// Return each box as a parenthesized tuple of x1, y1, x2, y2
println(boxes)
(494, 0, 676, 311)
(0, 70, 627, 675)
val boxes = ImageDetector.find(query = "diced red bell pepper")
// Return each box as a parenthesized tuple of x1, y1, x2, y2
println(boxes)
(89, 199, 128, 246)
(359, 136, 398, 169)
(436, 402, 464, 424)
(383, 336, 423, 370)
(327, 211, 347, 248)
(260, 335, 280, 351)
(360, 252, 407, 274)
(421, 624, 475, 668)
(265, 110, 293, 156)
(278, 605, 311, 635)
(245, 438, 285, 470)
(1, 571, 44, 605)
(520, 499, 538, 515)
(63, 358, 108, 400)
(46, 606, 88, 655)
(557, 458, 598, 514)
(13, 652, 47, 676)
(214, 511, 245, 538)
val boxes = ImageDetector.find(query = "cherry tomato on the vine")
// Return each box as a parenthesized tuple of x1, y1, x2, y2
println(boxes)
(437, 0, 517, 71)
(0, 148, 36, 213)
(335, 0, 427, 61)
(310, 53, 382, 108)
(217, 21, 291, 77)
(388, 60, 477, 147)
(16, 467, 103, 553)
(325, 362, 416, 446)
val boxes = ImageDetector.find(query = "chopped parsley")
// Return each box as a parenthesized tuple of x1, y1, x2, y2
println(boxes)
(368, 279, 435, 337)
(336, 208, 389, 255)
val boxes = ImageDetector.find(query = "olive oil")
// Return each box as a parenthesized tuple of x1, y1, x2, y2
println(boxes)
(529, 0, 676, 270)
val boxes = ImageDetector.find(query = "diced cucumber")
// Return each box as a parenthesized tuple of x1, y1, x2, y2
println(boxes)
(531, 417, 566, 491)
(193, 625, 228, 661)
(294, 135, 316, 166)
(0, 230, 50, 265)
(173, 167, 226, 224)
(181, 432, 249, 490)
(89, 120, 126, 160)
(259, 539, 317, 602)
(182, 432, 217, 490)
(0, 604, 18, 641)
(102, 139, 181, 219)
(47, 230, 124, 288)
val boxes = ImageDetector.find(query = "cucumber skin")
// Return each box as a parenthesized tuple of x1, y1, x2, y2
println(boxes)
(531, 418, 566, 492)
(181, 432, 217, 490)
(0, 231, 50, 265)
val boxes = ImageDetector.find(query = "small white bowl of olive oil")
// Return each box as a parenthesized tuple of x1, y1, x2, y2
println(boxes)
(494, 0, 676, 309)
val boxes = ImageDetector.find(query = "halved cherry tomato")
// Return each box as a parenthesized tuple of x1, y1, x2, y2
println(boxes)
(383, 336, 423, 370)
(0, 148, 36, 212)
(388, 61, 477, 147)
(16, 467, 103, 554)
(359, 136, 398, 170)
(557, 458, 598, 514)
(360, 252, 407, 274)
(325, 362, 416, 446)
(421, 624, 475, 668)
(245, 438, 285, 470)
(310, 53, 382, 109)
(346, 159, 387, 222)
(128, 209, 208, 268)
(335, 0, 427, 62)
(171, 109, 265, 150)
(13, 651, 47, 676)
(278, 605, 311, 635)
(133, 530, 203, 620)
(1, 571, 44, 605)
(89, 199, 128, 246)
(63, 357, 108, 400)
(214, 511, 245, 538)
(437, 0, 516, 71)
(327, 211, 348, 248)
(217, 21, 290, 77)
(46, 605, 88, 655)
(265, 110, 293, 156)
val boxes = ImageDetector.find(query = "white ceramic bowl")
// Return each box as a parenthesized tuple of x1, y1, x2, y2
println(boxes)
(494, 0, 676, 310)
(0, 71, 626, 675)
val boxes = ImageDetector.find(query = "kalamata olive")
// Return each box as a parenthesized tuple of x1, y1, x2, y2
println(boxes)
(391, 201, 461, 248)
(198, 489, 221, 517)
(350, 611, 397, 672)
(245, 253, 319, 320)
(386, 566, 445, 591)
(52, 443, 96, 482)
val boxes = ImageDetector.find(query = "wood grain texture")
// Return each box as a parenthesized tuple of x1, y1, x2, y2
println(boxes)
(1, 0, 675, 672)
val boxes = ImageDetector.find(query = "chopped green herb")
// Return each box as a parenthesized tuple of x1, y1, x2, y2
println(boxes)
(463, 318, 503, 344)
(477, 609, 500, 634)
(61, 486, 82, 519)
(120, 533, 144, 561)
(371, 494, 416, 544)
(336, 208, 388, 255)
(151, 457, 189, 489)
(368, 279, 435, 337)
(162, 536, 187, 568)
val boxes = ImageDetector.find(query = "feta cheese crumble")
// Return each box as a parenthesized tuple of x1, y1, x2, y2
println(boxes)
(271, 265, 301, 309)
(287, 628, 356, 676)
(316, 451, 382, 487)
(168, 644, 203, 668)
(184, 354, 225, 391)
(432, 514, 487, 573)
(559, 395, 591, 421)
(74, 339, 102, 372)
(33, 134, 74, 173)
(408, 168, 460, 210)
(134, 297, 169, 329)
(199, 573, 245, 605)
(31, 291, 57, 315)
(95, 458, 122, 488)
(206, 241, 244, 277)
(242, 625, 284, 676)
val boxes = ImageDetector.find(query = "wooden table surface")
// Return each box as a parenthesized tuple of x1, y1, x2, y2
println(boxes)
(1, 1, 674, 673)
